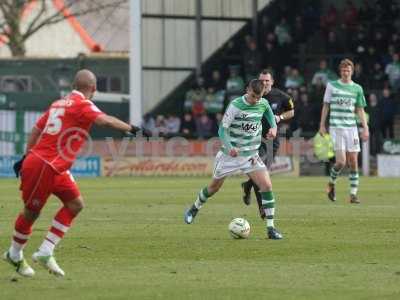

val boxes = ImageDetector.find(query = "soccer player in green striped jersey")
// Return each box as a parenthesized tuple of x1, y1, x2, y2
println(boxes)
(184, 79, 283, 239)
(319, 59, 369, 203)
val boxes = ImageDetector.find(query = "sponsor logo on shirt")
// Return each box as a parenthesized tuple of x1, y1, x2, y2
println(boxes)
(241, 123, 259, 133)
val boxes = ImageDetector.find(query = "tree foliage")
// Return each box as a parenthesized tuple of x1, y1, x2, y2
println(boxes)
(0, 0, 127, 56)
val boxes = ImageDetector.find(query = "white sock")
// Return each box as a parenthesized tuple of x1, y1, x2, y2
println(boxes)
(194, 188, 209, 209)
(194, 196, 203, 209)
(9, 241, 24, 261)
(38, 239, 56, 256)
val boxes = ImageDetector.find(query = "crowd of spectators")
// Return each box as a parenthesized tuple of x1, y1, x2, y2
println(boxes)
(143, 0, 399, 154)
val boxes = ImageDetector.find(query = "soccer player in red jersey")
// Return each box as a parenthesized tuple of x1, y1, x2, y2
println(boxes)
(3, 69, 149, 277)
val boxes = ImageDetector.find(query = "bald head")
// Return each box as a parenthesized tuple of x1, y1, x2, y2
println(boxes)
(73, 69, 97, 99)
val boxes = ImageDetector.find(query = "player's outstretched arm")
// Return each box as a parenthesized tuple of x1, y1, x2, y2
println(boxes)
(94, 114, 151, 137)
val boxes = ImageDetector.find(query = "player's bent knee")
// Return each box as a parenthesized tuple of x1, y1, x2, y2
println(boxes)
(23, 207, 40, 222)
(336, 161, 346, 169)
(259, 183, 272, 192)
(208, 180, 223, 194)
(66, 198, 84, 215)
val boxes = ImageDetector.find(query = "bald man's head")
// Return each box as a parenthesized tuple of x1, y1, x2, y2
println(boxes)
(73, 69, 97, 99)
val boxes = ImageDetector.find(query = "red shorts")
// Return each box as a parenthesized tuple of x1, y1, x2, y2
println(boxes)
(20, 154, 80, 212)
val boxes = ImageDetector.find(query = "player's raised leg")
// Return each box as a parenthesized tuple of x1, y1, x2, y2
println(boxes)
(33, 192, 83, 277)
(247, 169, 282, 239)
(241, 178, 254, 205)
(184, 177, 224, 224)
(33, 172, 83, 277)
(347, 152, 360, 204)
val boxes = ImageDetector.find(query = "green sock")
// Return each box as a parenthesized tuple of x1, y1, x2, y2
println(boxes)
(329, 166, 341, 184)
(261, 191, 275, 228)
(194, 187, 210, 209)
(349, 171, 359, 195)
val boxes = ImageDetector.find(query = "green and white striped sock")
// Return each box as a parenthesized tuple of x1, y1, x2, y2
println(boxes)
(261, 191, 275, 228)
(194, 187, 210, 209)
(349, 171, 359, 195)
(329, 166, 341, 184)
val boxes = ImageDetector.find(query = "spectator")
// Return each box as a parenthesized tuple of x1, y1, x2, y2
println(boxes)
(350, 30, 368, 58)
(207, 70, 224, 92)
(180, 113, 196, 138)
(383, 1, 399, 21)
(142, 113, 156, 135)
(353, 63, 368, 87)
(393, 16, 400, 32)
(311, 59, 337, 86)
(292, 15, 306, 45)
(154, 115, 167, 136)
(265, 32, 277, 45)
(185, 76, 207, 112)
(372, 31, 387, 55)
(220, 40, 242, 66)
(284, 68, 305, 89)
(243, 39, 262, 81)
(362, 46, 380, 71)
(226, 65, 245, 95)
(263, 41, 281, 75)
(389, 33, 400, 51)
(382, 45, 397, 67)
(309, 77, 326, 111)
(358, 0, 375, 22)
(192, 99, 205, 117)
(260, 15, 274, 33)
(195, 114, 214, 139)
(320, 4, 338, 32)
(379, 88, 397, 139)
(384, 53, 400, 91)
(343, 0, 358, 28)
(274, 17, 292, 46)
(212, 112, 223, 136)
(366, 93, 382, 155)
(296, 93, 318, 138)
(165, 114, 181, 137)
(370, 63, 387, 90)
(325, 31, 344, 56)
(302, 3, 321, 32)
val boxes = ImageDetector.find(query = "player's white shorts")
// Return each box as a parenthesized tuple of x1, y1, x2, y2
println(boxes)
(330, 127, 360, 152)
(213, 151, 266, 179)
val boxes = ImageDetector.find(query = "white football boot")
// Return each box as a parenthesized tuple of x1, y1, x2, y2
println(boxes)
(32, 252, 65, 277)
(3, 251, 35, 277)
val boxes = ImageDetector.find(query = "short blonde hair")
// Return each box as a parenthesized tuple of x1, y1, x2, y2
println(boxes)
(339, 58, 354, 71)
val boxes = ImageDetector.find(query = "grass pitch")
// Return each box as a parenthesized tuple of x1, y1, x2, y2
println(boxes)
(0, 176, 399, 300)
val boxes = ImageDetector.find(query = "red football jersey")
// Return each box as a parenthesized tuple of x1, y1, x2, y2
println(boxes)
(30, 90, 104, 173)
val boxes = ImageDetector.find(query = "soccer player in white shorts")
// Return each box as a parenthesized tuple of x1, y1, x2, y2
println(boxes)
(184, 79, 283, 239)
(319, 59, 369, 203)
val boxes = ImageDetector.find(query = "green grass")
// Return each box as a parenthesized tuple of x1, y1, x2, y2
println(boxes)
(0, 176, 400, 300)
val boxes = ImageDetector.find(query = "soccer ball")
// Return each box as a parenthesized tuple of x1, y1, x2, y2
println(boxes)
(228, 218, 250, 239)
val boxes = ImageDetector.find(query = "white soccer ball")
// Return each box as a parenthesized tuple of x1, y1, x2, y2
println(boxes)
(228, 218, 250, 239)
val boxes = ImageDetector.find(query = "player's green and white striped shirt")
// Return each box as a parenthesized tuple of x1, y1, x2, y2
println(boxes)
(323, 79, 366, 128)
(220, 95, 275, 157)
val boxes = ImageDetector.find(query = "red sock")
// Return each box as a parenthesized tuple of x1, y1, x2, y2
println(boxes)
(13, 214, 34, 246)
(45, 207, 76, 247)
